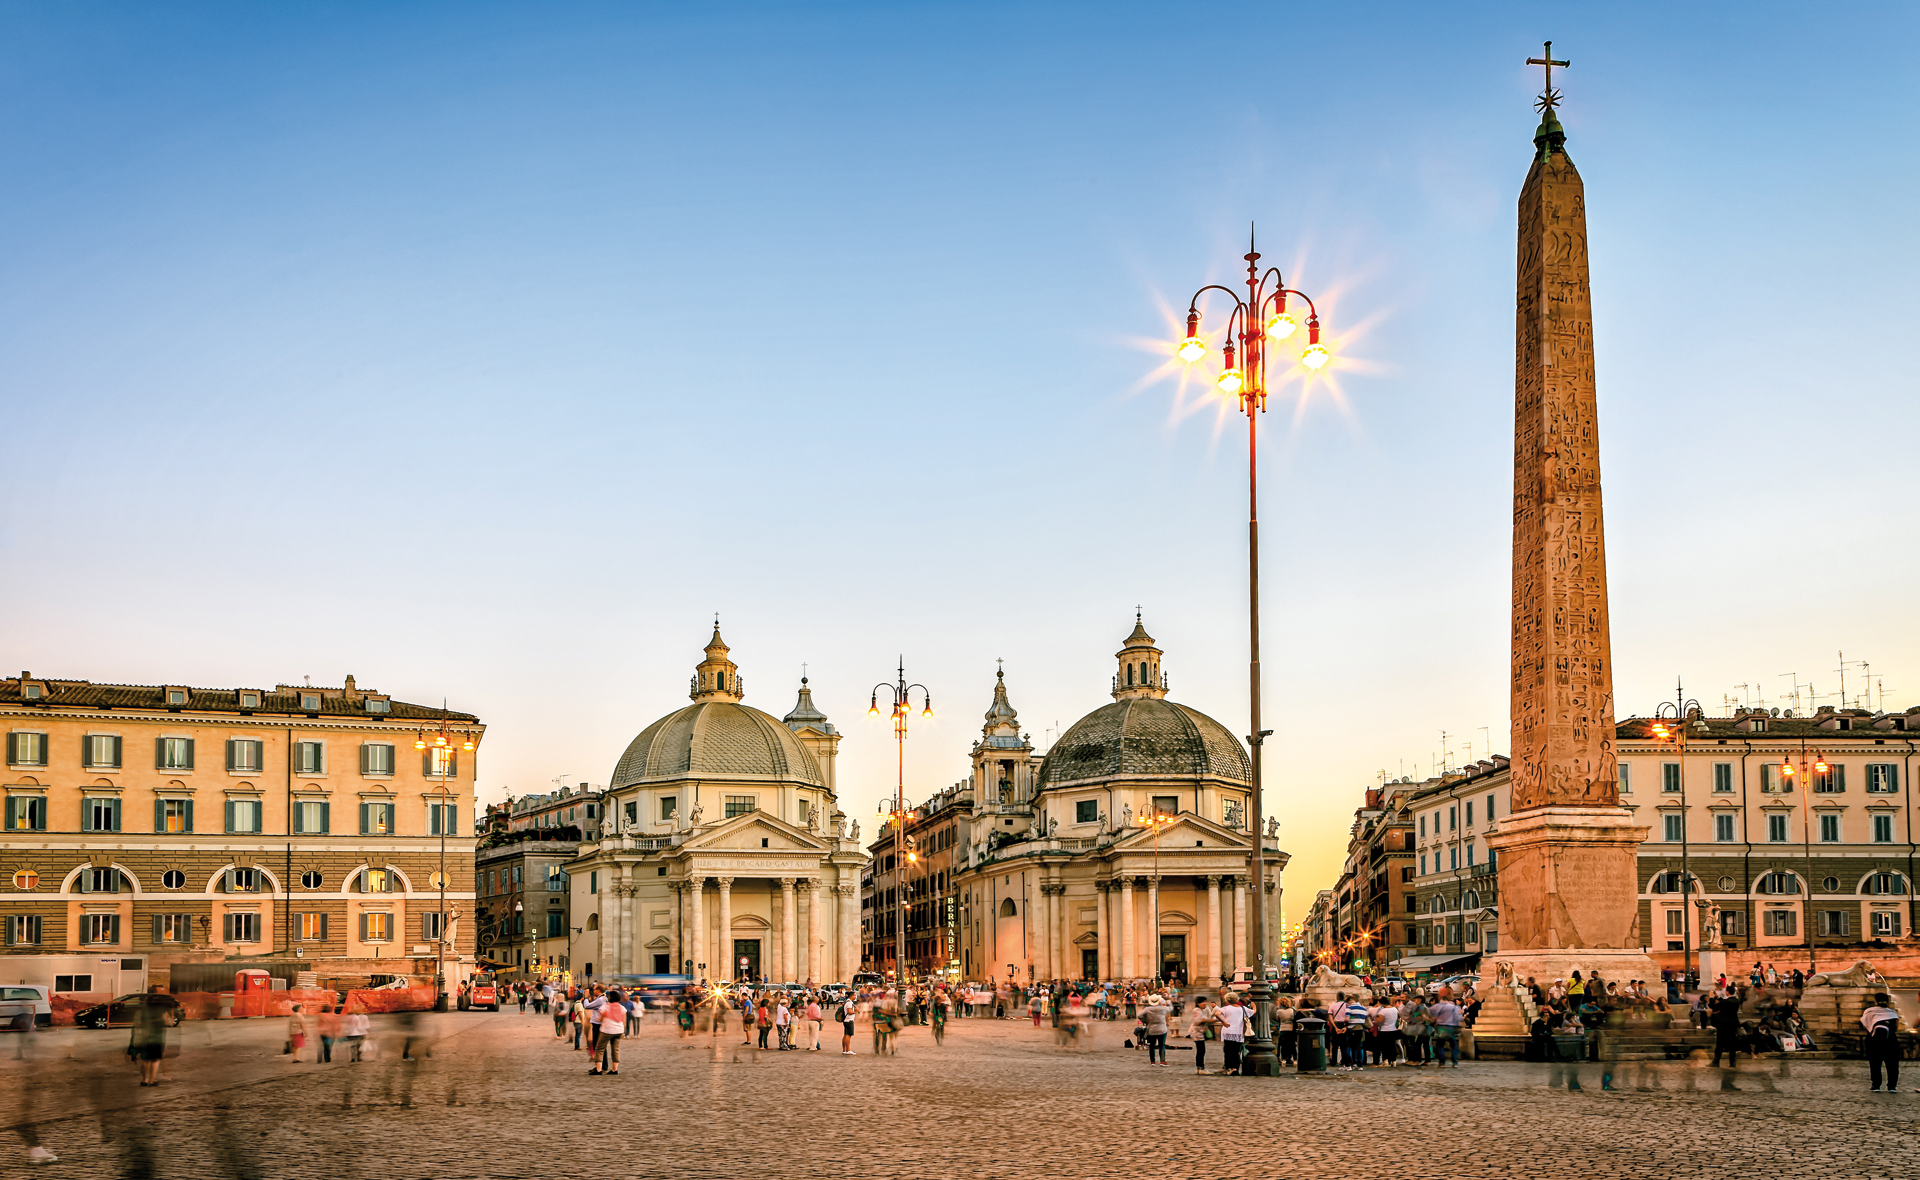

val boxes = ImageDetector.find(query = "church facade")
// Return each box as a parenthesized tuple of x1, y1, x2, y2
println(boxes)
(565, 628, 867, 985)
(883, 618, 1289, 986)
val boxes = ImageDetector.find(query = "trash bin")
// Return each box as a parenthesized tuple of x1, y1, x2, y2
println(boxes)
(1295, 1015, 1328, 1074)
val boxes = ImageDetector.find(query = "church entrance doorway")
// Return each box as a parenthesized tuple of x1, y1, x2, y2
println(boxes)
(733, 939, 761, 982)
(1081, 949, 1098, 980)
(1159, 934, 1187, 985)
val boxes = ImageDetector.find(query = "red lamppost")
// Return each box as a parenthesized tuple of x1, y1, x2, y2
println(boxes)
(871, 660, 931, 994)
(1176, 229, 1332, 1075)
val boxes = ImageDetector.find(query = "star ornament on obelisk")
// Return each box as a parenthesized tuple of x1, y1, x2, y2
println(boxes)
(1481, 44, 1662, 1002)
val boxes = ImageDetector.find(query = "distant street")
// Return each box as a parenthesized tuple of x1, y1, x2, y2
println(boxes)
(4, 1011, 1918, 1178)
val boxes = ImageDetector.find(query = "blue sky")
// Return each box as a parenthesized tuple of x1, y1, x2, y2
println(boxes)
(4, 2, 1915, 911)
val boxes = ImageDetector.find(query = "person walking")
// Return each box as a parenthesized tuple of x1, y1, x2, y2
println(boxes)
(591, 989, 627, 1075)
(318, 1004, 341, 1063)
(1216, 994, 1249, 1074)
(1863, 993, 1902, 1093)
(1374, 996, 1400, 1066)
(838, 995, 856, 1055)
(930, 991, 946, 1047)
(803, 995, 823, 1050)
(756, 997, 773, 1050)
(1139, 994, 1172, 1066)
(129, 989, 169, 1085)
(1184, 996, 1220, 1075)
(774, 996, 794, 1050)
(1429, 992, 1462, 1068)
(284, 1004, 309, 1065)
(1709, 990, 1743, 1069)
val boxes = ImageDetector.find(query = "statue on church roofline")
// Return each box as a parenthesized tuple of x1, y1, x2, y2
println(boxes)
(688, 799, 704, 826)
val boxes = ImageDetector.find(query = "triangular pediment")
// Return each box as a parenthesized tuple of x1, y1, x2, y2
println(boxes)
(1108, 811, 1246, 852)
(679, 809, 829, 853)
(1072, 931, 1101, 946)
(645, 936, 670, 950)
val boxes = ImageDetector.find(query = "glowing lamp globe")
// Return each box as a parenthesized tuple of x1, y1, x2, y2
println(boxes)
(1216, 368, 1245, 396)
(1176, 336, 1207, 363)
(1300, 343, 1331, 371)
(1264, 312, 1299, 341)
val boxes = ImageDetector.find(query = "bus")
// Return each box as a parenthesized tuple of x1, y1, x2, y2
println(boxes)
(609, 974, 693, 1008)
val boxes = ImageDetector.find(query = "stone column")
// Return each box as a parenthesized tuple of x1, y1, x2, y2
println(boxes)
(1041, 882, 1058, 980)
(1205, 875, 1223, 985)
(688, 875, 706, 981)
(1232, 875, 1248, 975)
(1095, 882, 1110, 980)
(805, 879, 822, 984)
(1118, 877, 1135, 981)
(667, 882, 682, 975)
(1264, 874, 1279, 970)
(1057, 884, 1073, 979)
(780, 877, 797, 984)
(1145, 875, 1160, 980)
(837, 883, 858, 982)
(715, 877, 733, 981)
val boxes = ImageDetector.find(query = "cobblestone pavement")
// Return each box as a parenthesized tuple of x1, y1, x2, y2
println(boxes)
(3, 1011, 1918, 1179)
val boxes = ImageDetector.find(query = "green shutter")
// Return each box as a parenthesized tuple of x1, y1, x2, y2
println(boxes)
(225, 800, 235, 833)
(359, 802, 370, 835)
(359, 913, 368, 942)
(318, 912, 328, 941)
(152, 914, 163, 944)
(109, 798, 120, 832)
(184, 799, 194, 833)
(320, 801, 330, 834)
(154, 799, 165, 833)
(225, 740, 236, 771)
(111, 736, 122, 768)
(107, 915, 119, 945)
(182, 738, 194, 770)
(3, 797, 13, 830)
(155, 737, 166, 769)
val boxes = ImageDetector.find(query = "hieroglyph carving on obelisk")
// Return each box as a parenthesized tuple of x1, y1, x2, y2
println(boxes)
(1509, 76, 1617, 815)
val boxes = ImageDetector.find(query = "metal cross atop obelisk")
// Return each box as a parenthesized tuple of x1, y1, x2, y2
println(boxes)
(1527, 41, 1569, 112)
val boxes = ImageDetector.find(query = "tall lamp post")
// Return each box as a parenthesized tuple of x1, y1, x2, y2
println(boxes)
(871, 660, 932, 996)
(1777, 742, 1829, 976)
(414, 713, 475, 1011)
(1135, 810, 1175, 983)
(1176, 230, 1332, 1075)
(1650, 682, 1703, 987)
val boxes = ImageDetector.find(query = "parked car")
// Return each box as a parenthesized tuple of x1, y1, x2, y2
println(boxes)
(74, 993, 184, 1030)
(0, 985, 52, 1031)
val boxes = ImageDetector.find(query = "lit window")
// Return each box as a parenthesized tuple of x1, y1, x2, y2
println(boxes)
(299, 912, 329, 940)
(82, 914, 121, 945)
(363, 912, 391, 942)
(725, 795, 756, 818)
(1866, 764, 1900, 794)
(159, 799, 191, 833)
(155, 914, 193, 943)
(12, 869, 38, 890)
(6, 796, 46, 832)
(1872, 911, 1904, 937)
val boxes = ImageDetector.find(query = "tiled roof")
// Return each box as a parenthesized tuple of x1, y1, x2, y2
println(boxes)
(1, 676, 477, 723)
(1617, 709, 1918, 741)
(1037, 697, 1249, 787)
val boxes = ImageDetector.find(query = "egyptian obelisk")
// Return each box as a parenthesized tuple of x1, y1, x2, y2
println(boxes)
(1484, 47, 1660, 985)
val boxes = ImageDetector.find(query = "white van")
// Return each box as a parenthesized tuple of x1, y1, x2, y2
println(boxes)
(0, 984, 52, 1030)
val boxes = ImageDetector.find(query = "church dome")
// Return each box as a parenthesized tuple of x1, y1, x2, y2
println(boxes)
(1037, 697, 1249, 788)
(609, 701, 824, 788)
(607, 624, 824, 788)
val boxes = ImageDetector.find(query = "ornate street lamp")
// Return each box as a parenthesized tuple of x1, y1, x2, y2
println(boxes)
(1175, 229, 1333, 1075)
(1135, 811, 1176, 984)
(414, 712, 476, 1010)
(871, 659, 931, 995)
(1650, 683, 1704, 986)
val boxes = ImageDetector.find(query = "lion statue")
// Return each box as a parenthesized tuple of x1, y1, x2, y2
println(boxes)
(1806, 960, 1877, 988)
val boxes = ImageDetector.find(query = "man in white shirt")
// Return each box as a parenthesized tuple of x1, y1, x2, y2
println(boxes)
(1862, 993, 1902, 1092)
(1375, 998, 1400, 1065)
(1216, 996, 1249, 1075)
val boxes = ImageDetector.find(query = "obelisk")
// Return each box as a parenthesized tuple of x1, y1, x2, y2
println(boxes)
(1484, 49, 1660, 986)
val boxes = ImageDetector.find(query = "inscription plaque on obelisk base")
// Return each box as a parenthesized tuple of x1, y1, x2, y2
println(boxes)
(1482, 51, 1661, 989)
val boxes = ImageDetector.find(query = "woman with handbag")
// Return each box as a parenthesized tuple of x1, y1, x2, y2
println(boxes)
(1183, 996, 1221, 1075)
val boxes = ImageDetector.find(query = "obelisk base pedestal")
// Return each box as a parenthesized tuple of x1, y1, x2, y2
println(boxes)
(1482, 806, 1660, 991)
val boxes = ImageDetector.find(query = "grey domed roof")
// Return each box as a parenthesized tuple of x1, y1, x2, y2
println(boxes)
(1037, 698, 1249, 787)
(610, 701, 823, 788)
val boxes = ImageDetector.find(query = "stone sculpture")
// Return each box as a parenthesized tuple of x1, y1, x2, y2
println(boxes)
(1806, 961, 1877, 988)
(688, 799, 704, 826)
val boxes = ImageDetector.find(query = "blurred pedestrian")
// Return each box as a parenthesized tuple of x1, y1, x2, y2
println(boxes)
(591, 989, 627, 1075)
(130, 987, 169, 1084)
(1863, 992, 1902, 1093)
(285, 1004, 309, 1065)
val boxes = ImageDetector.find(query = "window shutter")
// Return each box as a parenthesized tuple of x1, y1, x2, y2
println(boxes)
(318, 913, 329, 940)
(109, 798, 121, 832)
(111, 736, 122, 768)
(2, 919, 11, 947)
(3, 797, 13, 830)
(155, 799, 166, 833)
(184, 799, 194, 833)
(225, 800, 235, 833)
(360, 803, 370, 835)
(108, 915, 120, 945)
(223, 914, 234, 942)
(225, 739, 236, 771)
(359, 913, 368, 942)
(152, 914, 163, 944)
(320, 801, 330, 834)
(155, 737, 166, 769)
(4, 732, 14, 763)
(182, 738, 194, 770)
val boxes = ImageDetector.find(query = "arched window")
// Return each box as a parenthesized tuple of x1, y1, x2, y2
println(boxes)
(1126, 664, 1135, 686)
(1755, 870, 1800, 895)
(1463, 890, 1480, 909)
(586, 913, 600, 931)
(1864, 871, 1909, 896)
(354, 867, 395, 894)
(998, 898, 1017, 918)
